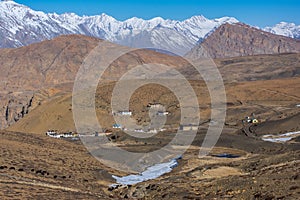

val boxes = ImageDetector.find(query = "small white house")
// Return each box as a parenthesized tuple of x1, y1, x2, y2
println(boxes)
(157, 111, 169, 116)
(118, 111, 132, 116)
(148, 103, 163, 109)
(134, 129, 144, 133)
(180, 125, 199, 131)
(46, 130, 60, 138)
(113, 124, 122, 129)
(46, 130, 78, 139)
(46, 130, 58, 135)
(148, 129, 158, 134)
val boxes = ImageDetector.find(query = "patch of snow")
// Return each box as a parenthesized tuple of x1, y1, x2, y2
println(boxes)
(112, 157, 180, 185)
(262, 131, 300, 143)
(262, 137, 293, 142)
(280, 131, 300, 137)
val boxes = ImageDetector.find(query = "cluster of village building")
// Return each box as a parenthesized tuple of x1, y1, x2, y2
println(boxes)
(46, 130, 79, 139)
(46, 103, 200, 139)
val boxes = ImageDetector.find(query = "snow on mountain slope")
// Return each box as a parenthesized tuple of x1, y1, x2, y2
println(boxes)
(0, 0, 238, 55)
(263, 22, 300, 39)
(1, 1, 298, 55)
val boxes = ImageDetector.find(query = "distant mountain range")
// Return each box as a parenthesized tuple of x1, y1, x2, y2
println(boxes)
(0, 0, 299, 55)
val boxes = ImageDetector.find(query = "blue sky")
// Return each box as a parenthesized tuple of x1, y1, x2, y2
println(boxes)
(15, 0, 300, 27)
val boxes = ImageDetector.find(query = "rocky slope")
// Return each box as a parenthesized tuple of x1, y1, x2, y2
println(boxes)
(0, 34, 98, 128)
(187, 23, 300, 59)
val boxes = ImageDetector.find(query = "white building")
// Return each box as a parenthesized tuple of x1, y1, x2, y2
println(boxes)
(134, 129, 144, 133)
(117, 111, 132, 116)
(148, 129, 158, 134)
(157, 111, 169, 116)
(46, 130, 78, 138)
(113, 124, 122, 129)
(179, 125, 199, 131)
(148, 103, 163, 108)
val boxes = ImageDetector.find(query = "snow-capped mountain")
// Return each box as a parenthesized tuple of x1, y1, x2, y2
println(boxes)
(263, 22, 300, 39)
(0, 1, 299, 55)
(0, 0, 238, 55)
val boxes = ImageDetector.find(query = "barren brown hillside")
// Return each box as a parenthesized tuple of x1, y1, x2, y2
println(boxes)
(1, 35, 300, 130)
(7, 77, 300, 136)
(1, 34, 300, 199)
(187, 23, 300, 59)
(0, 35, 190, 129)
(2, 76, 300, 199)
(216, 53, 300, 81)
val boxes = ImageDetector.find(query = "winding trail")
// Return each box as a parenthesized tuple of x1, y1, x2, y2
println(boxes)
(261, 88, 300, 101)
(0, 173, 83, 193)
(243, 123, 256, 137)
(0, 178, 80, 192)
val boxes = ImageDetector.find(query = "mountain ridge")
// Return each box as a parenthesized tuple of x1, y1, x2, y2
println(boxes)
(2, 0, 299, 55)
(0, 0, 240, 55)
(187, 23, 300, 59)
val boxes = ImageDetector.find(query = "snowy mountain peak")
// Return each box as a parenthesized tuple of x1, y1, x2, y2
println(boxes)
(186, 15, 208, 23)
(0, 0, 24, 10)
(0, 0, 27, 9)
(263, 22, 300, 39)
(1, 0, 18, 3)
(98, 13, 117, 21)
(214, 16, 239, 24)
